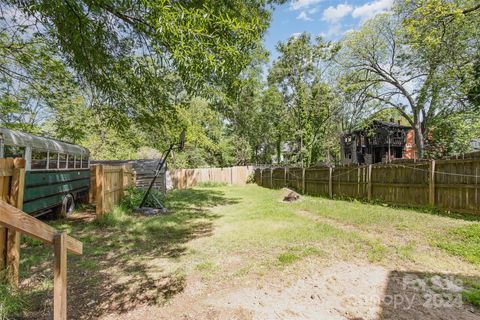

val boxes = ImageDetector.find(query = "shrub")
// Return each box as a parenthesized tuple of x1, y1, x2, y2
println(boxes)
(93, 206, 127, 228)
(120, 186, 166, 210)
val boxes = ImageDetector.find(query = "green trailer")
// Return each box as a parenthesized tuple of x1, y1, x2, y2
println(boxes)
(0, 128, 90, 217)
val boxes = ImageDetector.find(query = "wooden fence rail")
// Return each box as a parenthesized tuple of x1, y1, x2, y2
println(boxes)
(256, 158, 480, 215)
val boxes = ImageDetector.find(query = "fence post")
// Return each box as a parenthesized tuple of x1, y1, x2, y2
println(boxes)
(54, 232, 67, 320)
(6, 158, 25, 287)
(367, 164, 372, 201)
(95, 165, 104, 215)
(357, 167, 361, 197)
(429, 160, 436, 206)
(302, 168, 306, 194)
(329, 167, 333, 198)
(284, 167, 287, 187)
(270, 168, 273, 189)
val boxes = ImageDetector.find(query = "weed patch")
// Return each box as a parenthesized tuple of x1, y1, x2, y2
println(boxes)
(437, 224, 480, 265)
(0, 284, 26, 320)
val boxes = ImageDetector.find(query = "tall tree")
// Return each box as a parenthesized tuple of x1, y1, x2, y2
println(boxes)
(268, 33, 338, 166)
(339, 9, 479, 159)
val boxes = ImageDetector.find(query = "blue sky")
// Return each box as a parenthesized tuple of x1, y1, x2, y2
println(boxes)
(264, 0, 394, 60)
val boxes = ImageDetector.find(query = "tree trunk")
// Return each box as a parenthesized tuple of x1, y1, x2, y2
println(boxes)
(413, 122, 425, 159)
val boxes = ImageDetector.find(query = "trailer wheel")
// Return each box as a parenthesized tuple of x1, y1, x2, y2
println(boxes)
(59, 194, 75, 218)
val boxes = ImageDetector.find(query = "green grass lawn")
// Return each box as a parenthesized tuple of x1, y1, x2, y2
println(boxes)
(9, 184, 480, 318)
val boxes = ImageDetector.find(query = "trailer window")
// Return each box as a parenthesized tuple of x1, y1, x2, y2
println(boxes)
(31, 150, 48, 169)
(59, 153, 67, 169)
(75, 155, 81, 168)
(68, 154, 75, 168)
(3, 145, 25, 158)
(82, 156, 89, 168)
(49, 153, 58, 169)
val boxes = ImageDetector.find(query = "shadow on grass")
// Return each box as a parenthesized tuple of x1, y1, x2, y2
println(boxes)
(19, 188, 239, 319)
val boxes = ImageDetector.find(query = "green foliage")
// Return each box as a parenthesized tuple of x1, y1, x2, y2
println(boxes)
(120, 186, 166, 211)
(0, 284, 26, 319)
(197, 181, 228, 188)
(427, 111, 480, 157)
(437, 224, 480, 265)
(463, 286, 480, 307)
(93, 206, 128, 228)
(267, 33, 340, 166)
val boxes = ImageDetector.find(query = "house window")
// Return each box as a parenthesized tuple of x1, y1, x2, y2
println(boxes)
(3, 145, 25, 158)
(59, 153, 67, 169)
(31, 150, 48, 169)
(49, 153, 59, 169)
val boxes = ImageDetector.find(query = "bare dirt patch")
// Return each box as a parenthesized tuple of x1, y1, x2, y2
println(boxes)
(99, 262, 479, 320)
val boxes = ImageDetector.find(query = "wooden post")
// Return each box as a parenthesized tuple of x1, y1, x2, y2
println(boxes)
(367, 165, 372, 201)
(357, 167, 361, 197)
(6, 158, 25, 287)
(260, 169, 263, 186)
(120, 165, 125, 198)
(329, 167, 333, 198)
(270, 168, 273, 189)
(54, 232, 67, 320)
(284, 167, 287, 187)
(429, 160, 436, 206)
(95, 165, 104, 215)
(301, 168, 305, 194)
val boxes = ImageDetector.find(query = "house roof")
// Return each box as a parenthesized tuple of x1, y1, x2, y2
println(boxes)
(342, 120, 411, 137)
(0, 128, 89, 156)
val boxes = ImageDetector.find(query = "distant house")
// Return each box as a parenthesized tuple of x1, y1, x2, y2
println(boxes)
(471, 139, 480, 151)
(272, 142, 298, 164)
(340, 119, 416, 165)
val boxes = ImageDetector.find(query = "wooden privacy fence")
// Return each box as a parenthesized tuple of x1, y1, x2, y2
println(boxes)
(255, 158, 480, 215)
(90, 164, 134, 215)
(168, 166, 253, 189)
(0, 158, 82, 320)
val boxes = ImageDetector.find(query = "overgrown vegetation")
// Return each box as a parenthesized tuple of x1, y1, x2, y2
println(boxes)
(0, 284, 25, 320)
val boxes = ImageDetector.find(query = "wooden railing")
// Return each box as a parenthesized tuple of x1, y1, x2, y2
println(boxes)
(0, 157, 82, 319)
(0, 201, 83, 319)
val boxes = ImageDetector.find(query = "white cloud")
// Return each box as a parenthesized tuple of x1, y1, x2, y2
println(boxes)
(290, 0, 322, 11)
(352, 0, 394, 21)
(325, 24, 343, 37)
(321, 3, 353, 24)
(320, 24, 343, 38)
(297, 11, 313, 21)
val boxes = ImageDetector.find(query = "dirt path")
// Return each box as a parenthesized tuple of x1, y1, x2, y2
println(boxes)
(100, 261, 479, 320)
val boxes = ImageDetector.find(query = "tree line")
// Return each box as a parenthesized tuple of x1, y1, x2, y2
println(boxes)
(1, 0, 479, 167)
